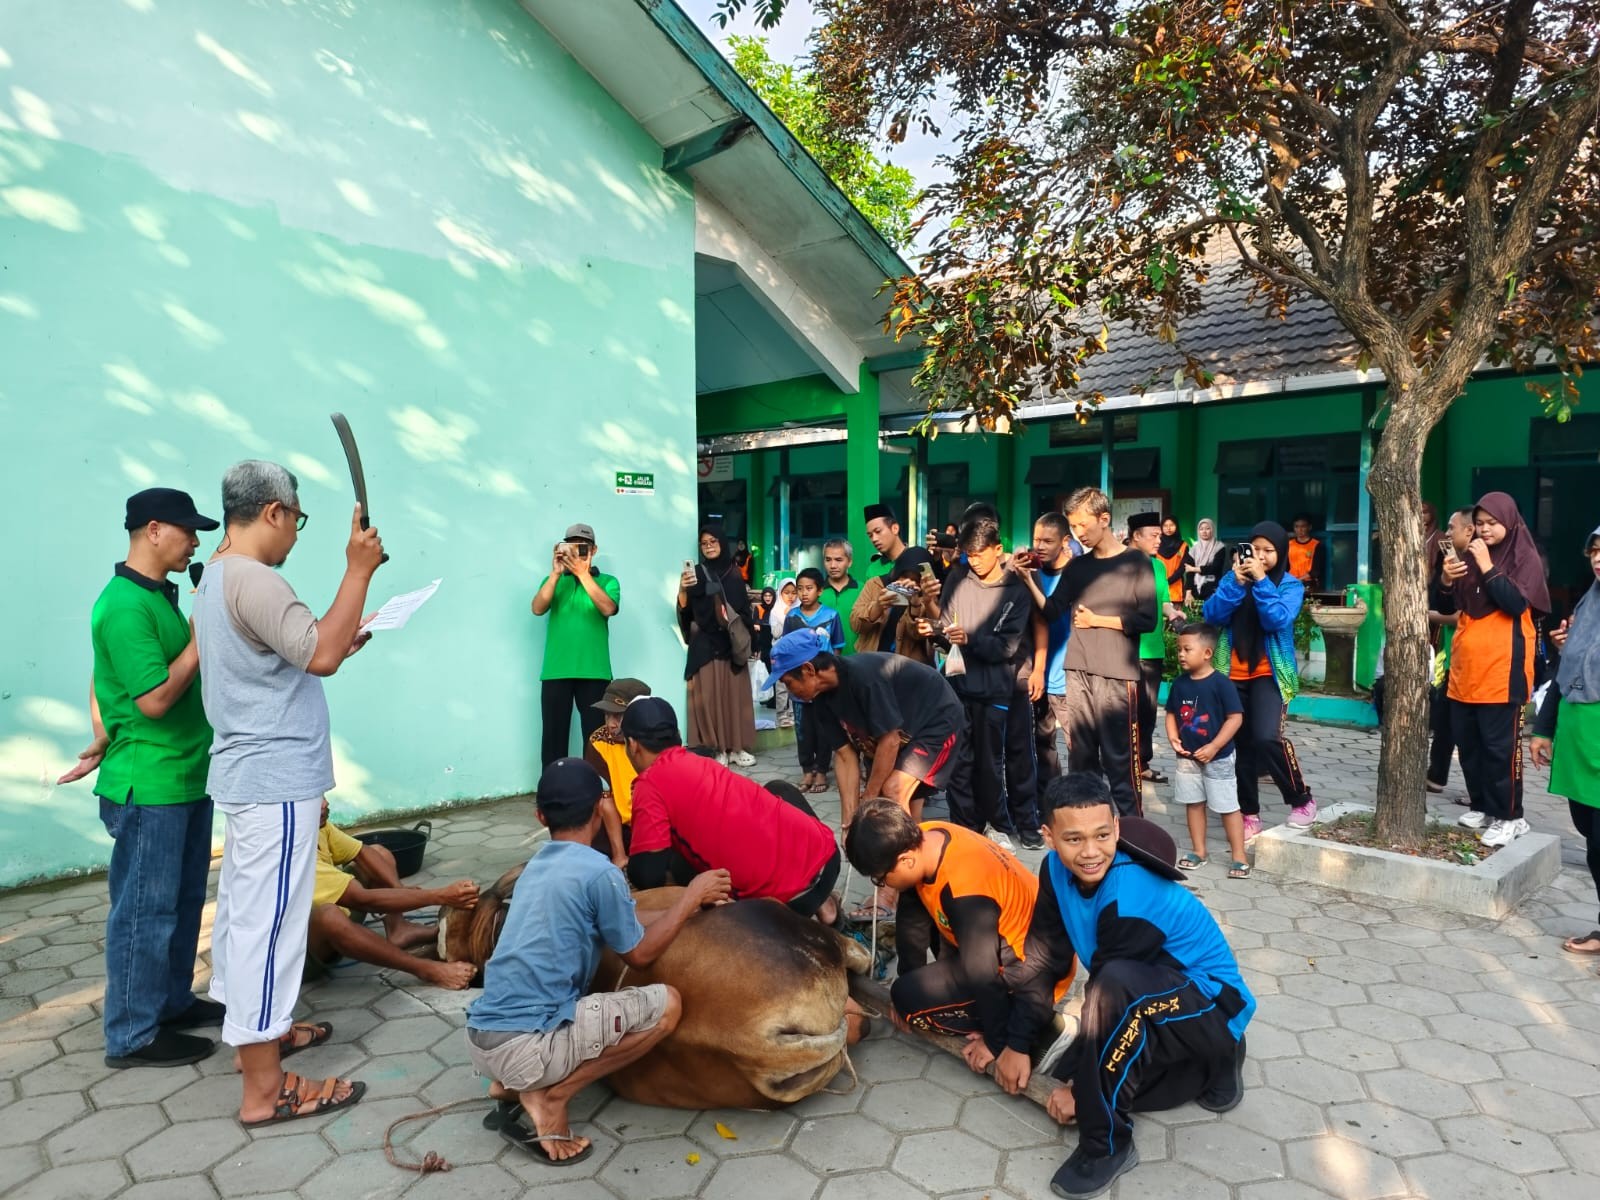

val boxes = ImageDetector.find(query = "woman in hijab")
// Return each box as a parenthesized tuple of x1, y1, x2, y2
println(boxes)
(1158, 516, 1189, 605)
(1185, 518, 1226, 602)
(1531, 526, 1600, 962)
(754, 586, 778, 665)
(677, 527, 757, 766)
(1441, 492, 1550, 847)
(1203, 520, 1316, 846)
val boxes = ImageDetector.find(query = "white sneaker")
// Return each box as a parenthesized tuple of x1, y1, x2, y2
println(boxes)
(715, 751, 729, 766)
(728, 750, 757, 768)
(1480, 818, 1530, 848)
(1458, 810, 1488, 829)
(987, 829, 1015, 853)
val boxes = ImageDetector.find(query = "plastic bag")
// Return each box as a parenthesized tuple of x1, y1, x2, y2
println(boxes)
(943, 643, 966, 677)
(749, 658, 773, 702)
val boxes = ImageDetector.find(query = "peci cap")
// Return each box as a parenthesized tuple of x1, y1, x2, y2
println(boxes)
(124, 488, 220, 532)
(1128, 511, 1161, 533)
(770, 628, 830, 679)
(619, 696, 679, 743)
(563, 522, 596, 544)
(592, 677, 651, 714)
(535, 757, 603, 826)
(1116, 817, 1186, 882)
(863, 503, 897, 525)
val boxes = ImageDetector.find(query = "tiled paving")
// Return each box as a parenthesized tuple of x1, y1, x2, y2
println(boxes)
(2, 720, 1598, 1199)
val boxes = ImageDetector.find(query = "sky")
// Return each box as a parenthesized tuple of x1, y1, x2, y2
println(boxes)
(676, 0, 952, 251)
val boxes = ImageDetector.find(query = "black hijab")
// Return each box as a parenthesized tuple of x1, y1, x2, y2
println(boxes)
(1158, 520, 1185, 560)
(1232, 520, 1291, 669)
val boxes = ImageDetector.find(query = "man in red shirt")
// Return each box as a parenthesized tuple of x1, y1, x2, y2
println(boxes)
(623, 698, 842, 926)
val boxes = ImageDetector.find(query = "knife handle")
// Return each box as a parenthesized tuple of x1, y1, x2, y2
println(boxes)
(359, 513, 391, 564)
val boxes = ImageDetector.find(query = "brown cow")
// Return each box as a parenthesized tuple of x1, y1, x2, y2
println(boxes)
(437, 863, 871, 1109)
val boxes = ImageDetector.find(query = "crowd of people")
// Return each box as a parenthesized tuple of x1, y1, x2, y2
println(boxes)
(58, 459, 1600, 1198)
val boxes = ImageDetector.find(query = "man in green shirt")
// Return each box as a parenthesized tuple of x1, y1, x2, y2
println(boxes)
(60, 488, 223, 1068)
(1129, 513, 1177, 786)
(532, 522, 621, 766)
(818, 538, 863, 654)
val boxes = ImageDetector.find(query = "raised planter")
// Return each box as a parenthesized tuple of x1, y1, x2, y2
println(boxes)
(1252, 802, 1561, 919)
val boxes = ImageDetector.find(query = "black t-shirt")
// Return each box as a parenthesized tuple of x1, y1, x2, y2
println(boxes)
(1165, 670, 1244, 756)
(1041, 548, 1157, 680)
(811, 653, 964, 757)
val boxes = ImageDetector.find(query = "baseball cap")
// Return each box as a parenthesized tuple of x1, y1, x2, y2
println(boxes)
(535, 757, 603, 826)
(124, 488, 220, 532)
(771, 628, 829, 679)
(1116, 817, 1186, 882)
(592, 678, 651, 714)
(563, 522, 596, 543)
(619, 696, 680, 743)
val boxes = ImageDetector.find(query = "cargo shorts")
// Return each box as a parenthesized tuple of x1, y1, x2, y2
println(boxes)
(466, 984, 670, 1092)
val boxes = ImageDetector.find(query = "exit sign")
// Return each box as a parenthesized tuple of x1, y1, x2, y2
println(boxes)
(615, 471, 655, 495)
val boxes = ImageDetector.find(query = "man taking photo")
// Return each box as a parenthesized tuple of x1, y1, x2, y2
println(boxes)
(61, 488, 223, 1068)
(532, 522, 620, 766)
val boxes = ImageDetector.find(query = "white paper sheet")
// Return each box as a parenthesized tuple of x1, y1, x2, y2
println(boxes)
(361, 578, 441, 632)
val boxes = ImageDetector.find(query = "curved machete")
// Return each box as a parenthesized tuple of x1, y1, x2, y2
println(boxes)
(331, 412, 389, 563)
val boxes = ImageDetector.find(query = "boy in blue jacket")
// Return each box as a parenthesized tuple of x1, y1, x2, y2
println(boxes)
(1027, 773, 1255, 1198)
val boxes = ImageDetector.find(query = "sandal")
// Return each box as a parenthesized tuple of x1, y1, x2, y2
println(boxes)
(1562, 931, 1600, 956)
(241, 1071, 365, 1127)
(1141, 768, 1168, 784)
(483, 1098, 522, 1131)
(847, 902, 895, 923)
(499, 1116, 595, 1165)
(1228, 862, 1252, 879)
(278, 1021, 333, 1060)
(1178, 853, 1208, 871)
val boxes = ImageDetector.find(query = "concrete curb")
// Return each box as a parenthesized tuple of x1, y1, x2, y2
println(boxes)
(1252, 802, 1562, 919)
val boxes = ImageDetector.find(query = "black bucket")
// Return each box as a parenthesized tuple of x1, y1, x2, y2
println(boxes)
(356, 820, 431, 878)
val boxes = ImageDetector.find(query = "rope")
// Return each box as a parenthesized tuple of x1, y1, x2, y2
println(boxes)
(383, 1097, 491, 1174)
(819, 1045, 860, 1095)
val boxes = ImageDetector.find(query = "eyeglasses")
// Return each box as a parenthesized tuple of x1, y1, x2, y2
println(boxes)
(279, 505, 308, 531)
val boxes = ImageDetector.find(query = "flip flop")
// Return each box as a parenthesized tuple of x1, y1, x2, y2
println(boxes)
(1228, 862, 1252, 879)
(1178, 853, 1208, 871)
(279, 1021, 333, 1060)
(483, 1098, 522, 1131)
(1141, 768, 1168, 784)
(1562, 931, 1600, 955)
(499, 1117, 595, 1165)
(847, 902, 895, 923)
(241, 1071, 365, 1127)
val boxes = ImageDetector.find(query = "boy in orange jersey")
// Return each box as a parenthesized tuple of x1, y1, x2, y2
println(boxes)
(844, 799, 1075, 1095)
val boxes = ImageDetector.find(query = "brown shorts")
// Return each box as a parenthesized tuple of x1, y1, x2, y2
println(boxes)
(466, 984, 670, 1092)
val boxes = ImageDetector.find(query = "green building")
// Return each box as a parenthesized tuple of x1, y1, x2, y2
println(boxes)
(0, 0, 909, 886)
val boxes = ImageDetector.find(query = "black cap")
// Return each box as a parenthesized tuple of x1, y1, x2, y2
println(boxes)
(863, 503, 897, 524)
(1117, 817, 1186, 882)
(1128, 511, 1161, 533)
(535, 757, 603, 825)
(124, 488, 220, 532)
(620, 696, 680, 743)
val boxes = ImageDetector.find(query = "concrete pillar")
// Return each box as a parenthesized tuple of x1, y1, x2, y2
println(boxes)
(846, 363, 882, 566)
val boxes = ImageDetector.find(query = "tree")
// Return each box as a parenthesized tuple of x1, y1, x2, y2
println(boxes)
(718, 0, 1600, 844)
(727, 35, 921, 247)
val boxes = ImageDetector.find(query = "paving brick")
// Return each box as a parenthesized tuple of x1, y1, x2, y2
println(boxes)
(817, 1172, 930, 1200)
(1395, 1037, 1502, 1084)
(117, 1178, 220, 1200)
(0, 1092, 89, 1149)
(1285, 1135, 1407, 1197)
(126, 1118, 247, 1180)
(702, 1153, 819, 1200)
(1171, 1122, 1287, 1183)
(1327, 1100, 1445, 1158)
(1530, 1170, 1600, 1200)
(1425, 1012, 1533, 1053)
(860, 1079, 961, 1132)
(294, 1150, 410, 1200)
(1402, 1152, 1534, 1200)
(211, 1132, 332, 1196)
(958, 1093, 1063, 1149)
(1279, 972, 1372, 1008)
(1300, 1026, 1401, 1073)
(1229, 1086, 1329, 1140)
(598, 1135, 716, 1198)
(44, 1102, 167, 1166)
(596, 1096, 697, 1140)
(1470, 1079, 1591, 1133)
(0, 1038, 60, 1082)
(1238, 1183, 1343, 1200)
(850, 1036, 931, 1083)
(687, 1108, 798, 1154)
(15, 1050, 115, 1097)
(1262, 1057, 1365, 1104)
(791, 1114, 894, 1174)
(413, 1161, 522, 1199)
(1365, 1069, 1477, 1119)
(892, 1129, 999, 1193)
(88, 1062, 201, 1107)
(1439, 1115, 1567, 1174)
(7, 1159, 127, 1200)
(0, 1143, 45, 1195)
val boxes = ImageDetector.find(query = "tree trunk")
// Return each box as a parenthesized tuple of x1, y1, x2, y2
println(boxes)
(1366, 388, 1438, 845)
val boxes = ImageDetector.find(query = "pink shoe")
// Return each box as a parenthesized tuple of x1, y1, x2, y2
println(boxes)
(1287, 799, 1318, 828)
(1242, 815, 1263, 841)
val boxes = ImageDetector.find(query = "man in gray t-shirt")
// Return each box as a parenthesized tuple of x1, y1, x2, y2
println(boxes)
(192, 460, 382, 1128)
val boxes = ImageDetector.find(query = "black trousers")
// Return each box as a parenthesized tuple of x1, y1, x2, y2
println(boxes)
(1001, 685, 1042, 835)
(794, 702, 832, 774)
(1451, 700, 1524, 821)
(1051, 958, 1243, 1158)
(1233, 676, 1311, 817)
(1035, 694, 1069, 786)
(1066, 670, 1142, 817)
(1137, 658, 1164, 772)
(947, 698, 1009, 832)
(1428, 684, 1456, 787)
(1569, 801, 1600, 924)
(890, 955, 989, 1038)
(541, 677, 608, 767)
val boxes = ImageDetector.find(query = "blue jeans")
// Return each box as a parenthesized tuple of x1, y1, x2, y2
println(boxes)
(100, 795, 213, 1056)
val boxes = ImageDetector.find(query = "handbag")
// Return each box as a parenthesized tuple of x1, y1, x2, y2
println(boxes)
(713, 582, 754, 662)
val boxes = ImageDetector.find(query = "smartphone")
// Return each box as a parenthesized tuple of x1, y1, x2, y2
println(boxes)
(683, 559, 695, 575)
(1236, 542, 1255, 560)
(1443, 543, 1460, 563)
(1013, 546, 1035, 568)
(919, 562, 938, 584)
(556, 542, 573, 556)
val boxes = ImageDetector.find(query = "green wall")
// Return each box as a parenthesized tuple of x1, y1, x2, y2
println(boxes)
(0, 0, 697, 886)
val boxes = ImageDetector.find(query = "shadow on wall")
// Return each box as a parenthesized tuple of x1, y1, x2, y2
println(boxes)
(0, 0, 701, 886)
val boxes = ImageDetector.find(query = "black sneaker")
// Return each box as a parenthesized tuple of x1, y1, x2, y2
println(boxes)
(105, 1029, 217, 1069)
(1050, 1142, 1139, 1199)
(1019, 829, 1046, 851)
(1197, 1034, 1246, 1113)
(161, 996, 226, 1030)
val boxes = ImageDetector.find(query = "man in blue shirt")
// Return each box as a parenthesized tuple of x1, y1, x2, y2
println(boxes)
(1029, 512, 1076, 783)
(466, 759, 731, 1164)
(1026, 773, 1255, 1198)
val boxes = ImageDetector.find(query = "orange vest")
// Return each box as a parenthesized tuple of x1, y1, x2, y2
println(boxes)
(915, 822, 1039, 960)
(1287, 538, 1319, 581)
(1448, 608, 1535, 705)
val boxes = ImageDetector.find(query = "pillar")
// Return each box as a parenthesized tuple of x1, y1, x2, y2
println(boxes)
(908, 435, 930, 541)
(748, 451, 768, 579)
(1174, 406, 1198, 526)
(777, 448, 792, 576)
(1100, 412, 1115, 499)
(846, 363, 882, 569)
(1357, 384, 1378, 584)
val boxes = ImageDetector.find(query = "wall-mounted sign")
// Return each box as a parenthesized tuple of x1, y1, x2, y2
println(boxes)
(615, 471, 655, 495)
(697, 455, 734, 482)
